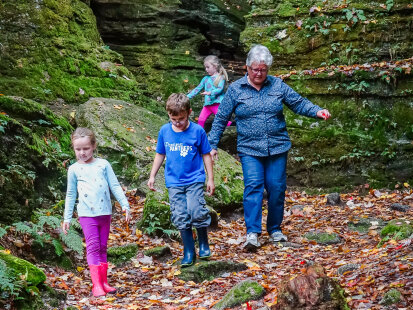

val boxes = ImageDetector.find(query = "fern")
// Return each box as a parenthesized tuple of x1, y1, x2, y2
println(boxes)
(0, 259, 22, 297)
(52, 239, 64, 257)
(70, 218, 82, 231)
(13, 222, 34, 235)
(60, 230, 83, 255)
(0, 226, 7, 239)
(38, 215, 61, 230)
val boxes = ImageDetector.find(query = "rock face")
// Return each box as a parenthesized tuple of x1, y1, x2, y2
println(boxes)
(0, 0, 155, 110)
(89, 0, 251, 98)
(274, 264, 348, 310)
(241, 0, 413, 189)
(0, 96, 72, 224)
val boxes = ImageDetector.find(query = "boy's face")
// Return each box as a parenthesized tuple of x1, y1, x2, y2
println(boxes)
(168, 110, 191, 131)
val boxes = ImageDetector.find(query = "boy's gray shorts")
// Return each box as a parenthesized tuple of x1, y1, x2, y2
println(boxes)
(168, 182, 211, 230)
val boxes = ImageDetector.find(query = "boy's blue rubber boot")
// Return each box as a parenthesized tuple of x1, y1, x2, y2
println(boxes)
(196, 227, 211, 259)
(179, 229, 195, 267)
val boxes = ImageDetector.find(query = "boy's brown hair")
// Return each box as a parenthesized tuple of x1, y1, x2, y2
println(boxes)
(166, 93, 191, 116)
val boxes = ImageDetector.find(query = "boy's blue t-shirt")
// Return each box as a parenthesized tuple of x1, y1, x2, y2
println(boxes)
(156, 122, 212, 187)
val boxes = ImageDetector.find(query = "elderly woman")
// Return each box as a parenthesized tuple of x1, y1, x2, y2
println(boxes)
(208, 45, 330, 251)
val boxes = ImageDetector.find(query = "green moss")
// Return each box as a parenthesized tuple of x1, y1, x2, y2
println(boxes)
(0, 0, 158, 111)
(0, 96, 72, 224)
(137, 191, 175, 236)
(179, 260, 247, 283)
(304, 232, 341, 244)
(380, 288, 401, 306)
(380, 220, 413, 240)
(0, 251, 46, 286)
(107, 244, 138, 266)
(214, 280, 265, 310)
(143, 246, 172, 259)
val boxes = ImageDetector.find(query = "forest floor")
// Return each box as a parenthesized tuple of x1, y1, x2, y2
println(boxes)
(45, 188, 413, 310)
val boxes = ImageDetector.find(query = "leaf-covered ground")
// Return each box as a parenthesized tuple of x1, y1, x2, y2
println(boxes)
(45, 188, 413, 309)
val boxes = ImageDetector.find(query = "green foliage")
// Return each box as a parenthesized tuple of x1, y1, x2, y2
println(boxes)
(380, 288, 401, 306)
(342, 8, 366, 32)
(107, 244, 138, 266)
(386, 0, 394, 11)
(0, 259, 23, 299)
(59, 228, 84, 256)
(10, 209, 84, 257)
(378, 220, 413, 247)
(0, 227, 7, 239)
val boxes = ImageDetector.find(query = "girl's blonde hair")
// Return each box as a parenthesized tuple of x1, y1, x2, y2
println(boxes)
(204, 55, 228, 87)
(71, 127, 96, 146)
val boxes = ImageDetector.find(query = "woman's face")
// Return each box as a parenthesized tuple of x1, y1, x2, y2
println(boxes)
(247, 62, 268, 87)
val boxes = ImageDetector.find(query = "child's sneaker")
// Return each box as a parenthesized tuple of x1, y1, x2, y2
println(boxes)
(243, 232, 260, 251)
(269, 231, 288, 242)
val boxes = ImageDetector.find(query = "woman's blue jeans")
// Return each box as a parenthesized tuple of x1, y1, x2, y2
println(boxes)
(239, 152, 287, 235)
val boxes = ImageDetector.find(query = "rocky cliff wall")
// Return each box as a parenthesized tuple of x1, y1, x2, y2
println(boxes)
(240, 0, 413, 189)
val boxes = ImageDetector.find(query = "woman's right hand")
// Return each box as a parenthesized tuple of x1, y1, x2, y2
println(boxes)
(62, 222, 70, 235)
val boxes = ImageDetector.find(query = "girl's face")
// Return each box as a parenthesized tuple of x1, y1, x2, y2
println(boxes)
(204, 61, 218, 76)
(73, 136, 96, 164)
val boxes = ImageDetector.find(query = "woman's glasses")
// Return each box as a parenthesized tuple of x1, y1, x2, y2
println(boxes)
(249, 67, 268, 74)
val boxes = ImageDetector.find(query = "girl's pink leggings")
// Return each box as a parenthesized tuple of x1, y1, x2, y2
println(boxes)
(198, 103, 232, 128)
(79, 215, 111, 266)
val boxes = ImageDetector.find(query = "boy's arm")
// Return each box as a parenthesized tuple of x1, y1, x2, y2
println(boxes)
(148, 153, 166, 191)
(203, 153, 215, 196)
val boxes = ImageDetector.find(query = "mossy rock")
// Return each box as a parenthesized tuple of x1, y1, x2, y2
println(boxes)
(379, 219, 413, 247)
(178, 260, 247, 283)
(107, 243, 138, 266)
(0, 96, 73, 224)
(0, 0, 158, 112)
(14, 284, 67, 310)
(304, 231, 341, 245)
(0, 251, 46, 286)
(214, 280, 265, 310)
(379, 288, 401, 306)
(337, 264, 360, 276)
(143, 246, 172, 261)
(348, 218, 386, 234)
(31, 240, 74, 271)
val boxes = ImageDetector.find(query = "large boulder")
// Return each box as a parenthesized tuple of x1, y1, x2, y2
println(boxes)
(76, 98, 244, 232)
(0, 250, 66, 309)
(0, 96, 72, 224)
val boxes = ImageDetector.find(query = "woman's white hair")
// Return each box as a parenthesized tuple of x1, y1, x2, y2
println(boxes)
(246, 44, 273, 67)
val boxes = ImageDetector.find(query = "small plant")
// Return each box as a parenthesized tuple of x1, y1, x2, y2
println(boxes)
(8, 209, 84, 256)
(0, 259, 23, 300)
(386, 0, 394, 11)
(342, 8, 366, 31)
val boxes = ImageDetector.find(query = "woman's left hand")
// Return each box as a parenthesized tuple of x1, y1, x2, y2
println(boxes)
(317, 109, 331, 120)
(201, 91, 211, 96)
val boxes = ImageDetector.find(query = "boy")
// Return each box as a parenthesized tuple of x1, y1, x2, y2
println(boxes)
(147, 93, 215, 267)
